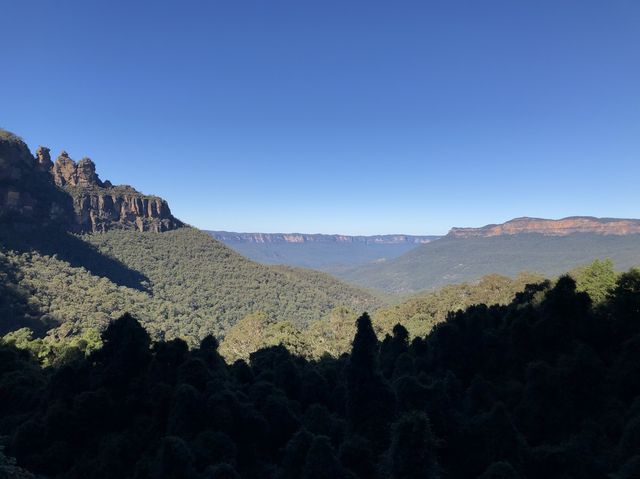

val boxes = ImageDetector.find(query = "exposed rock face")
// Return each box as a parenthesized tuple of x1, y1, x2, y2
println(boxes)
(52, 151, 104, 187)
(1, 128, 183, 233)
(35, 146, 53, 172)
(72, 189, 182, 233)
(210, 232, 439, 244)
(448, 217, 640, 238)
(0, 130, 74, 226)
(57, 151, 182, 232)
(52, 152, 75, 186)
(76, 158, 102, 187)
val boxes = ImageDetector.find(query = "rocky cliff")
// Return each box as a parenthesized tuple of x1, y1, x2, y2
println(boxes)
(52, 151, 182, 233)
(0, 128, 183, 233)
(209, 231, 439, 244)
(448, 216, 640, 238)
(0, 130, 74, 226)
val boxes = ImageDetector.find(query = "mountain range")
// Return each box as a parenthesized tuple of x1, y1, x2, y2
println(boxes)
(213, 217, 640, 294)
(334, 217, 640, 293)
(3, 125, 640, 340)
(448, 216, 640, 237)
(208, 231, 440, 270)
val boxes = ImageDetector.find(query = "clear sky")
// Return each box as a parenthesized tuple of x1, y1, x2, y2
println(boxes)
(2, 1, 639, 235)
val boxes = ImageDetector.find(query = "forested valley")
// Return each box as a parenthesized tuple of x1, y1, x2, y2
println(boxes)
(2, 268, 640, 478)
(2, 127, 640, 478)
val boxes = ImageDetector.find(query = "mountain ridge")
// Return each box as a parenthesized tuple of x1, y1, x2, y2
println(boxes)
(448, 216, 640, 238)
(337, 232, 640, 293)
(209, 231, 440, 244)
(208, 231, 441, 271)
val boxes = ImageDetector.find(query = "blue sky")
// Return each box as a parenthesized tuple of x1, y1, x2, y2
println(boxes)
(2, 1, 639, 235)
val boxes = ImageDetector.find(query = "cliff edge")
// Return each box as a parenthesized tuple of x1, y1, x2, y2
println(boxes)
(0, 128, 183, 233)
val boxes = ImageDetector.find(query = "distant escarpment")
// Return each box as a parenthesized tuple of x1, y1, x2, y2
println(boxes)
(210, 231, 439, 244)
(0, 129, 182, 233)
(209, 231, 441, 271)
(448, 216, 640, 238)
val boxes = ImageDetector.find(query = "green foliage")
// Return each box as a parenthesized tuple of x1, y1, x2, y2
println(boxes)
(218, 312, 273, 362)
(571, 258, 618, 304)
(65, 184, 163, 201)
(0, 227, 383, 346)
(2, 270, 640, 478)
(373, 273, 544, 339)
(1, 328, 102, 367)
(302, 306, 365, 358)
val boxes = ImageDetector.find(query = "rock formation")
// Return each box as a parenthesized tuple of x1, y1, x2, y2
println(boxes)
(0, 128, 183, 233)
(71, 188, 182, 233)
(448, 217, 640, 238)
(76, 158, 102, 187)
(0, 130, 74, 226)
(35, 146, 53, 172)
(52, 151, 77, 187)
(52, 151, 105, 188)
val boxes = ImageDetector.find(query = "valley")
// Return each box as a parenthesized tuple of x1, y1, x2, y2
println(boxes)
(208, 231, 440, 270)
(3, 4, 639, 477)
(2, 129, 640, 479)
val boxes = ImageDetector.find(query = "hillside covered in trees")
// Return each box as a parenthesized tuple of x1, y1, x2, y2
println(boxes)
(216, 261, 619, 362)
(0, 226, 383, 344)
(338, 233, 640, 293)
(2, 269, 640, 478)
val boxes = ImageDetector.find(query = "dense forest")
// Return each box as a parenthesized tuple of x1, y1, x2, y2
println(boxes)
(1, 220, 621, 365)
(2, 267, 640, 478)
(0, 227, 382, 344)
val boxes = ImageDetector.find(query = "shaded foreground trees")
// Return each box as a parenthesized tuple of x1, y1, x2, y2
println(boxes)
(2, 271, 640, 478)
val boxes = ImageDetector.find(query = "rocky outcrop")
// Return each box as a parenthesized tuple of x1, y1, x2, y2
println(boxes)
(0, 130, 74, 226)
(52, 151, 77, 187)
(209, 232, 439, 244)
(1, 128, 183, 233)
(52, 152, 104, 188)
(57, 151, 182, 233)
(71, 189, 182, 233)
(35, 146, 53, 172)
(76, 158, 102, 187)
(448, 217, 640, 238)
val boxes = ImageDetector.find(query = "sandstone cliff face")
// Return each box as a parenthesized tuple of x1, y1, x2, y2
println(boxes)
(54, 152, 182, 233)
(71, 188, 182, 233)
(0, 130, 73, 225)
(448, 217, 640, 238)
(35, 146, 53, 172)
(52, 152, 104, 188)
(0, 129, 183, 233)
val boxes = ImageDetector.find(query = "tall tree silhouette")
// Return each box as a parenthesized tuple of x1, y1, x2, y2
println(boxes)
(346, 313, 396, 454)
